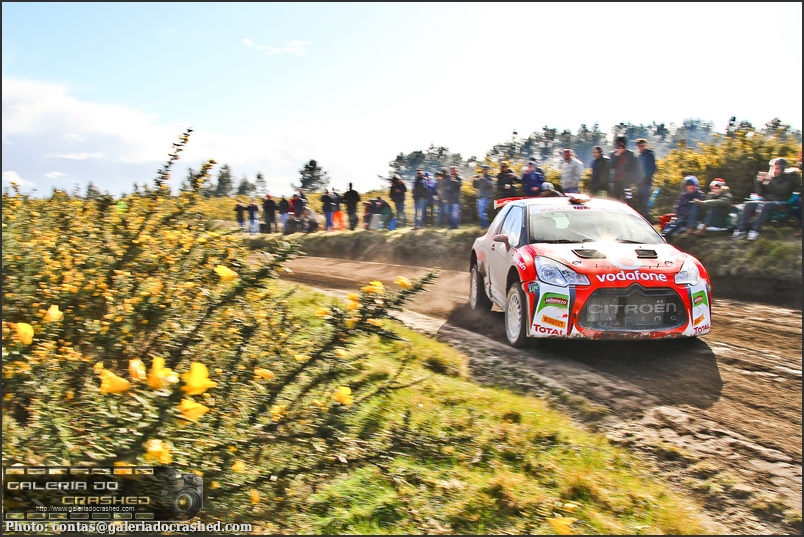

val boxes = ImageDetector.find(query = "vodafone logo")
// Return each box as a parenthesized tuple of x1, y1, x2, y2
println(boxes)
(595, 270, 667, 282)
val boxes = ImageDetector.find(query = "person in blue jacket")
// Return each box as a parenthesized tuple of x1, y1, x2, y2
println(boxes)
(662, 176, 704, 239)
(520, 160, 545, 197)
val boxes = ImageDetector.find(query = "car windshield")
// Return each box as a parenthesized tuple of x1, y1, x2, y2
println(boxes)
(528, 207, 663, 245)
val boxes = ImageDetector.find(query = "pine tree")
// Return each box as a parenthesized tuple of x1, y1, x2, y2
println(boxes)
(254, 172, 267, 196)
(294, 160, 330, 193)
(236, 176, 255, 196)
(215, 164, 234, 197)
(85, 181, 101, 200)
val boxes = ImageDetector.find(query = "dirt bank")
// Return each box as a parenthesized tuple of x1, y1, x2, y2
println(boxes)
(280, 256, 802, 535)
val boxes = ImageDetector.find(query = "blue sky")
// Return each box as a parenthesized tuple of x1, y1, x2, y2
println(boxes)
(3, 2, 802, 197)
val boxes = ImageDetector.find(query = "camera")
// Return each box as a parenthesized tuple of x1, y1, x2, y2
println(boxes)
(161, 467, 204, 520)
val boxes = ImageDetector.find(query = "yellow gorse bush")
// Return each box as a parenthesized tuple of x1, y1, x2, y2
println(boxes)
(1, 130, 438, 524)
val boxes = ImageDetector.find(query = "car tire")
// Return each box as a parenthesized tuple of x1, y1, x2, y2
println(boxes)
(469, 264, 492, 311)
(505, 282, 529, 348)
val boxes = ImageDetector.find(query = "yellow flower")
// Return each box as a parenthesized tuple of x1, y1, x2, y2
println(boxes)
(254, 368, 275, 380)
(232, 460, 246, 473)
(43, 305, 63, 322)
(128, 359, 147, 381)
(210, 481, 220, 489)
(347, 293, 360, 302)
(270, 404, 287, 421)
(344, 318, 357, 329)
(93, 362, 105, 374)
(143, 439, 172, 465)
(178, 399, 210, 421)
(99, 369, 131, 394)
(250, 489, 261, 504)
(315, 308, 330, 317)
(148, 357, 179, 389)
(547, 517, 577, 535)
(394, 276, 412, 289)
(214, 265, 238, 282)
(294, 354, 310, 362)
(366, 318, 383, 327)
(15, 323, 34, 345)
(333, 386, 354, 405)
(347, 300, 359, 311)
(334, 349, 348, 358)
(360, 280, 384, 294)
(180, 362, 218, 395)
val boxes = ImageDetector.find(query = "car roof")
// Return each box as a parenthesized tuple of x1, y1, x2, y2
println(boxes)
(500, 196, 640, 213)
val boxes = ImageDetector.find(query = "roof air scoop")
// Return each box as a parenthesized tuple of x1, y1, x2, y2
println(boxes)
(635, 249, 658, 258)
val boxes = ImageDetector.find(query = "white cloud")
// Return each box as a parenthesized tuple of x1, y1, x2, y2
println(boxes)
(2, 171, 35, 188)
(44, 171, 66, 179)
(242, 38, 311, 55)
(48, 152, 104, 160)
(61, 132, 85, 145)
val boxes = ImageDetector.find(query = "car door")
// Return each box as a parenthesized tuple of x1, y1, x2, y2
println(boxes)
(489, 204, 525, 304)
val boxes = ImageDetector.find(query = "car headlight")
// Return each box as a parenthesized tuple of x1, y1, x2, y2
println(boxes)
(674, 257, 701, 286)
(536, 256, 590, 287)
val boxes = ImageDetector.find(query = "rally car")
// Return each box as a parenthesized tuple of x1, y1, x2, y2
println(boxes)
(469, 195, 712, 347)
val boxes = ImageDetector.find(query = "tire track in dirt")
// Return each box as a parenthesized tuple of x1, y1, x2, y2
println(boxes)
(279, 256, 802, 535)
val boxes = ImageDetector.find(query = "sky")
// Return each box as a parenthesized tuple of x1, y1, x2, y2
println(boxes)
(3, 2, 802, 197)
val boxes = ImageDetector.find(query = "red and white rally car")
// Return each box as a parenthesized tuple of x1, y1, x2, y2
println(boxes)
(469, 195, 712, 347)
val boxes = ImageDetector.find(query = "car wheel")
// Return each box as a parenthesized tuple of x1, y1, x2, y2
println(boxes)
(505, 283, 529, 348)
(469, 264, 492, 311)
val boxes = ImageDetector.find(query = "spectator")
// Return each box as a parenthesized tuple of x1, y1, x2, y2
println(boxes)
(262, 194, 277, 233)
(692, 178, 733, 235)
(425, 172, 437, 226)
(446, 166, 463, 229)
(496, 161, 519, 199)
(662, 176, 704, 239)
(560, 149, 584, 194)
(733, 158, 800, 240)
(389, 174, 408, 227)
(589, 146, 610, 196)
(473, 164, 495, 227)
(540, 182, 562, 197)
(520, 160, 545, 197)
(636, 138, 657, 222)
(609, 136, 639, 206)
(320, 189, 335, 231)
(435, 169, 449, 227)
(234, 200, 247, 231)
(247, 198, 260, 234)
(292, 194, 305, 231)
(412, 167, 428, 229)
(332, 189, 345, 230)
(278, 195, 290, 231)
(342, 183, 361, 231)
(376, 196, 393, 229)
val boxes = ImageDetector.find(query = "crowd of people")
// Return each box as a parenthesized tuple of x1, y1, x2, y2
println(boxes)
(235, 137, 802, 240)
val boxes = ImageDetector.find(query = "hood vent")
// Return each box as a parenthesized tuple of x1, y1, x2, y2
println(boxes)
(572, 249, 606, 259)
(635, 249, 658, 258)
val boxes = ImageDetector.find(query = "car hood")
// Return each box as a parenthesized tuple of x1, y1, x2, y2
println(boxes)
(525, 242, 689, 277)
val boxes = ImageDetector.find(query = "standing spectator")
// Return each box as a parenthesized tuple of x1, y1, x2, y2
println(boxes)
(425, 172, 437, 227)
(692, 178, 733, 235)
(234, 200, 247, 231)
(609, 136, 639, 206)
(389, 174, 408, 227)
(636, 138, 657, 222)
(292, 194, 305, 231)
(473, 164, 495, 227)
(496, 161, 519, 199)
(436, 167, 450, 227)
(342, 183, 361, 231)
(262, 194, 277, 233)
(320, 189, 335, 231)
(733, 158, 800, 240)
(412, 167, 428, 229)
(560, 149, 584, 194)
(520, 161, 545, 197)
(278, 195, 290, 231)
(332, 189, 345, 230)
(446, 166, 463, 229)
(662, 176, 704, 239)
(247, 198, 260, 234)
(588, 146, 610, 196)
(297, 189, 308, 206)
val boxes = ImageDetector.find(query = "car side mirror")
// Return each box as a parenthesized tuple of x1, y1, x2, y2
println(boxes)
(493, 234, 510, 247)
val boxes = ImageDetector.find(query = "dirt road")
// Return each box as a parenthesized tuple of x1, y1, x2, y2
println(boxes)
(280, 257, 803, 535)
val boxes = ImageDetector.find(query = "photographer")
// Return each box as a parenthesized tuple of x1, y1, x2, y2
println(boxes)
(732, 158, 800, 240)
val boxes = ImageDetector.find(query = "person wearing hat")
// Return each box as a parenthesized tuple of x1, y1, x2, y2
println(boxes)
(733, 157, 801, 240)
(609, 136, 638, 206)
(521, 160, 546, 198)
(473, 164, 495, 227)
(662, 176, 704, 239)
(540, 182, 562, 197)
(589, 146, 610, 197)
(389, 174, 408, 228)
(412, 167, 428, 229)
(692, 178, 733, 235)
(496, 161, 519, 199)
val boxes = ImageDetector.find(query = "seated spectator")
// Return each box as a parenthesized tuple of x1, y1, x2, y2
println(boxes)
(692, 178, 733, 235)
(662, 176, 704, 239)
(540, 182, 563, 197)
(733, 158, 801, 240)
(375, 196, 393, 229)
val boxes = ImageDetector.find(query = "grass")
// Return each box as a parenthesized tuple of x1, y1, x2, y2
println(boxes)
(264, 280, 715, 534)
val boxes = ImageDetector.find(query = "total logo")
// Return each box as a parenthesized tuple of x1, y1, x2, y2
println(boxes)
(595, 270, 667, 283)
(534, 324, 562, 335)
(693, 324, 710, 334)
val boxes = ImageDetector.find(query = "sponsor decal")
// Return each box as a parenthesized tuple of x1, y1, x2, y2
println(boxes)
(693, 314, 705, 326)
(587, 302, 677, 314)
(516, 260, 527, 270)
(595, 271, 667, 282)
(541, 315, 566, 329)
(693, 324, 710, 334)
(692, 291, 707, 307)
(527, 282, 539, 294)
(544, 296, 568, 306)
(691, 289, 709, 326)
(533, 324, 561, 335)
